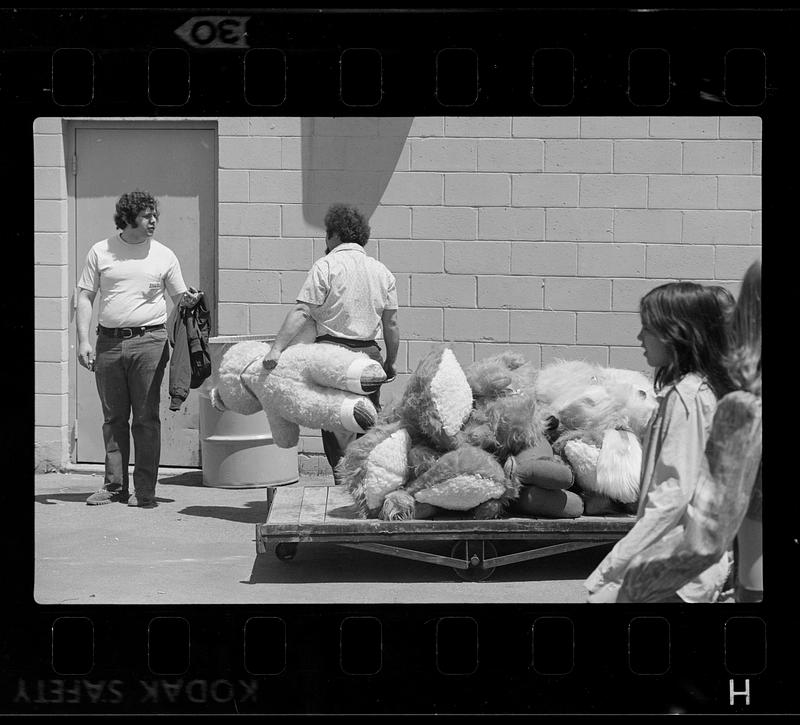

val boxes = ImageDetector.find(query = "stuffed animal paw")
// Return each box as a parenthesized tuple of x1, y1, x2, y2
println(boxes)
(393, 445, 519, 520)
(504, 440, 574, 490)
(337, 422, 412, 517)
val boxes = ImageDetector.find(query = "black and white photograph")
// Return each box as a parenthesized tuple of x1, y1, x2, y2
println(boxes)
(33, 114, 762, 606)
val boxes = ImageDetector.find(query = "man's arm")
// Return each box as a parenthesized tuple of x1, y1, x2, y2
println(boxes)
(172, 287, 202, 309)
(76, 288, 96, 370)
(380, 308, 399, 381)
(262, 303, 315, 369)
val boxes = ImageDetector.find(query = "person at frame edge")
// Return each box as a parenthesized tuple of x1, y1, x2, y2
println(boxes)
(261, 203, 400, 484)
(76, 190, 202, 509)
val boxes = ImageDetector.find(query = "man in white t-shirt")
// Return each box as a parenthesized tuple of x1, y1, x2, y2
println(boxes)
(262, 204, 400, 482)
(76, 190, 200, 508)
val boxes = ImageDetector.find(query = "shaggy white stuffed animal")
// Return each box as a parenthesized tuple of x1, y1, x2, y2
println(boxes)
(534, 360, 657, 505)
(211, 340, 387, 448)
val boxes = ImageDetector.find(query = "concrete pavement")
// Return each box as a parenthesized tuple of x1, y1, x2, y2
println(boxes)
(34, 469, 611, 605)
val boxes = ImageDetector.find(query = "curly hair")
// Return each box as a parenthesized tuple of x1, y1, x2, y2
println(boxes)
(726, 259, 761, 397)
(640, 281, 735, 399)
(114, 190, 159, 230)
(324, 204, 370, 247)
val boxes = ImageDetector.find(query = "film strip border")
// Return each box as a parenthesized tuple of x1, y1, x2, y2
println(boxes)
(5, 608, 783, 714)
(4, 7, 793, 717)
(0, 9, 783, 113)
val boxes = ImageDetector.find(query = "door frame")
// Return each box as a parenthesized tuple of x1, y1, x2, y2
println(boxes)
(66, 119, 219, 464)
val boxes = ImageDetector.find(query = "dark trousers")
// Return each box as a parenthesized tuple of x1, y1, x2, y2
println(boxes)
(94, 328, 169, 497)
(316, 336, 383, 482)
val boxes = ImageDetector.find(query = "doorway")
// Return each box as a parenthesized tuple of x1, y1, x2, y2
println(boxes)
(71, 123, 217, 467)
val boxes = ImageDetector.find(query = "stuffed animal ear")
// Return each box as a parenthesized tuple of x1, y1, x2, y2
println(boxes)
(395, 345, 473, 451)
(512, 486, 584, 519)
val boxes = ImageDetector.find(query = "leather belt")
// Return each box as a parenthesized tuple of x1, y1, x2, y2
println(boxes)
(97, 324, 165, 339)
(315, 334, 377, 349)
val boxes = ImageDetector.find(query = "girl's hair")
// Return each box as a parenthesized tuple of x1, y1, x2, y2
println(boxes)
(727, 259, 762, 396)
(640, 281, 735, 398)
(708, 284, 737, 351)
(114, 190, 159, 230)
(708, 285, 736, 321)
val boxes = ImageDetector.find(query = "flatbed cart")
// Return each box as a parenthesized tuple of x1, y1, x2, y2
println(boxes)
(256, 485, 635, 581)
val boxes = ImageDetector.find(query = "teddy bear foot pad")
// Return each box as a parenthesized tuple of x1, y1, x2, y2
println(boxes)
(258, 484, 635, 580)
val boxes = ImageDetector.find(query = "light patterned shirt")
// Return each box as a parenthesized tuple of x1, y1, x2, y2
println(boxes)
(296, 242, 398, 341)
(585, 373, 731, 603)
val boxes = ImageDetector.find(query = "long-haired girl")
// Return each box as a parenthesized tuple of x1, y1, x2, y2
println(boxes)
(585, 281, 735, 603)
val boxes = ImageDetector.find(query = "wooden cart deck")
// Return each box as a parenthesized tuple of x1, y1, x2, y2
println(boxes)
(256, 485, 636, 580)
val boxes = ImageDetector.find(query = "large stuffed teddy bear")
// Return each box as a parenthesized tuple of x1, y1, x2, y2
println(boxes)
(210, 340, 387, 448)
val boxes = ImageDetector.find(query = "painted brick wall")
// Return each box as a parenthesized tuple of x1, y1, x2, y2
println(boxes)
(33, 117, 71, 470)
(216, 116, 762, 458)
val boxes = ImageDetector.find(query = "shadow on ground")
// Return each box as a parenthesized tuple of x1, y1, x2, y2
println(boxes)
(35, 493, 176, 505)
(244, 540, 615, 585)
(178, 501, 269, 525)
(158, 471, 204, 487)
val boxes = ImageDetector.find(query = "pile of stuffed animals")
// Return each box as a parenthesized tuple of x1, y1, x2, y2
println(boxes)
(211, 339, 658, 522)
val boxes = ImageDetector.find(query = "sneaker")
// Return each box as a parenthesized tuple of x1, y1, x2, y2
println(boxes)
(127, 493, 157, 508)
(86, 489, 128, 505)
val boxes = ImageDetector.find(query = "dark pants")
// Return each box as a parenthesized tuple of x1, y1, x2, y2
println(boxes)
(94, 328, 169, 497)
(316, 336, 383, 482)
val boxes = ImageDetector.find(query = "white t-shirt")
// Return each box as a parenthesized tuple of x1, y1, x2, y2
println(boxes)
(296, 242, 398, 340)
(77, 234, 188, 327)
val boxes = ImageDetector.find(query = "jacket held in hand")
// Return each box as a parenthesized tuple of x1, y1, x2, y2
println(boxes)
(168, 292, 211, 411)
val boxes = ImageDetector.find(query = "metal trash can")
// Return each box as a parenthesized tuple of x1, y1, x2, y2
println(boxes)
(199, 334, 299, 489)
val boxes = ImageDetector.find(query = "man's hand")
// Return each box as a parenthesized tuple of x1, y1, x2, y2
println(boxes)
(78, 341, 95, 372)
(262, 347, 282, 372)
(180, 287, 202, 308)
(383, 361, 396, 383)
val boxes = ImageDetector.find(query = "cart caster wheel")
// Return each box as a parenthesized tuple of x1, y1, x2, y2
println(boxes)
(275, 543, 298, 561)
(450, 540, 497, 581)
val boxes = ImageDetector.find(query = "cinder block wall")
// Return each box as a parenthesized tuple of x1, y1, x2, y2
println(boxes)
(216, 116, 762, 462)
(34, 117, 70, 471)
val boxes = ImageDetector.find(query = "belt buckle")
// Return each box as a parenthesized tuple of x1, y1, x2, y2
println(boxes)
(120, 328, 133, 339)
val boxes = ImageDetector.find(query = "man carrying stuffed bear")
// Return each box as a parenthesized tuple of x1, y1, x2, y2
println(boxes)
(262, 203, 400, 483)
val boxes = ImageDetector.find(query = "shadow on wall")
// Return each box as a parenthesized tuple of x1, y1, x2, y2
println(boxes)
(301, 117, 413, 228)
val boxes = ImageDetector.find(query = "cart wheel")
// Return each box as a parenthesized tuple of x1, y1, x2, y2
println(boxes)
(450, 540, 497, 581)
(275, 543, 298, 561)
